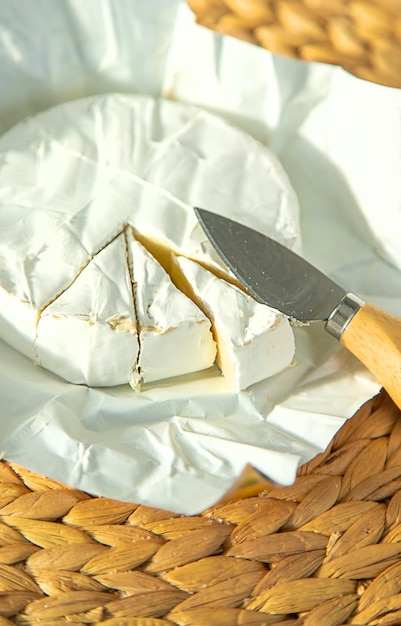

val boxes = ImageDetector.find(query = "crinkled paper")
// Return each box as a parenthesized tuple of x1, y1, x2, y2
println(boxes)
(0, 0, 399, 513)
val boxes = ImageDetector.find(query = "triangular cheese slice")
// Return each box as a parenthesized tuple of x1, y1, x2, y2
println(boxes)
(126, 230, 216, 389)
(36, 233, 139, 386)
(174, 256, 295, 391)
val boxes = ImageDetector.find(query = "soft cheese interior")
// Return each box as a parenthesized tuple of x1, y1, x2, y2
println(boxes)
(126, 232, 216, 389)
(0, 94, 301, 390)
(174, 256, 295, 390)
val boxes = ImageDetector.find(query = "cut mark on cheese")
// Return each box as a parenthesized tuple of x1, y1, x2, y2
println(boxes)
(126, 229, 217, 390)
(133, 228, 247, 297)
(123, 226, 143, 391)
(35, 226, 127, 319)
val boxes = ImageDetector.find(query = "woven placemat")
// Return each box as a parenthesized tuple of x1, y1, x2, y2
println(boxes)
(187, 0, 401, 88)
(0, 389, 400, 624)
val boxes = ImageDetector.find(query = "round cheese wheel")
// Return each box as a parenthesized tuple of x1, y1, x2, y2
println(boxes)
(0, 93, 300, 387)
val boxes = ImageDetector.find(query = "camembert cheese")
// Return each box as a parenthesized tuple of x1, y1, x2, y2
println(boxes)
(0, 94, 300, 389)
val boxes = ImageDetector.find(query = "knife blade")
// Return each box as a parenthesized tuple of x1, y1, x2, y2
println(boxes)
(195, 207, 401, 409)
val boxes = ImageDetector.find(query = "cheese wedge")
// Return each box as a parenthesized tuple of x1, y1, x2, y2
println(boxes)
(126, 231, 216, 389)
(36, 233, 139, 386)
(174, 256, 295, 391)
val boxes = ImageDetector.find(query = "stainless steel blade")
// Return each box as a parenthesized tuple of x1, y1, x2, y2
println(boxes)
(195, 207, 346, 323)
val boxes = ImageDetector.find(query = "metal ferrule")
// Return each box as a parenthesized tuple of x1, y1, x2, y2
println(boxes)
(325, 293, 365, 340)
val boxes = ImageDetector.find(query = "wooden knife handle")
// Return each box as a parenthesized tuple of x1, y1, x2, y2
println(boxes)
(340, 302, 401, 410)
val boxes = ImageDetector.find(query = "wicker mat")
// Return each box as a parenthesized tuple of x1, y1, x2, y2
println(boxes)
(187, 0, 401, 88)
(0, 389, 400, 624)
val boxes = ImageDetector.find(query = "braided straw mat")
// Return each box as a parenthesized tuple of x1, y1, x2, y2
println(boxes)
(1, 389, 401, 624)
(187, 0, 401, 88)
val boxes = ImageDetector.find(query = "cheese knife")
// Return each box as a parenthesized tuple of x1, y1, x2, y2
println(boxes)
(195, 207, 401, 410)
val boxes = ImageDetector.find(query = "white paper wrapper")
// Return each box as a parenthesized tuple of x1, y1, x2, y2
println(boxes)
(0, 0, 399, 514)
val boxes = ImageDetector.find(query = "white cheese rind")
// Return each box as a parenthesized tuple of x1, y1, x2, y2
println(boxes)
(0, 94, 300, 387)
(175, 256, 295, 391)
(128, 235, 216, 386)
(0, 94, 300, 252)
(36, 233, 139, 386)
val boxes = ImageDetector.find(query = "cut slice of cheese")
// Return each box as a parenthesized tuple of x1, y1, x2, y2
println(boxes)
(174, 256, 295, 391)
(126, 231, 216, 389)
(36, 232, 139, 387)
